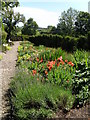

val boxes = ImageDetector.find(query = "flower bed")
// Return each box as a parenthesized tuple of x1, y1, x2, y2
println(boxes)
(10, 41, 90, 119)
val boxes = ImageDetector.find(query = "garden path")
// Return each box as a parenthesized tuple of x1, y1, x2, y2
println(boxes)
(0, 41, 20, 120)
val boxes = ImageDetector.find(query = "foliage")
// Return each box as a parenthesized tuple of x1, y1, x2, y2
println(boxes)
(28, 34, 89, 51)
(10, 41, 90, 119)
(57, 7, 79, 36)
(2, 0, 25, 40)
(0, 28, 7, 44)
(72, 50, 90, 106)
(10, 69, 75, 119)
(17, 42, 75, 90)
(75, 11, 90, 36)
(2, 44, 12, 52)
(22, 18, 38, 35)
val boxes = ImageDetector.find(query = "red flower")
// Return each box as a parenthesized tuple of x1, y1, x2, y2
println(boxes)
(68, 61, 72, 65)
(45, 70, 48, 75)
(71, 63, 74, 67)
(32, 70, 37, 75)
(42, 66, 44, 68)
(57, 62, 60, 67)
(58, 56, 62, 61)
(40, 57, 43, 63)
(68, 61, 74, 67)
(65, 60, 68, 63)
(36, 57, 39, 62)
(61, 60, 65, 65)
(48, 66, 52, 71)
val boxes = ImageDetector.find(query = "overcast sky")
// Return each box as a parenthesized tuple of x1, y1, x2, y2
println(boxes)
(14, 0, 89, 28)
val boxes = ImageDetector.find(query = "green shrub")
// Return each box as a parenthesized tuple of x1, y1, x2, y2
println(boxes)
(77, 35, 88, 50)
(47, 64, 75, 89)
(0, 29, 7, 44)
(10, 69, 75, 119)
(72, 50, 90, 106)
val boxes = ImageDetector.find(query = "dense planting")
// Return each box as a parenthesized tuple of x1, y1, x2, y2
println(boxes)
(10, 41, 90, 119)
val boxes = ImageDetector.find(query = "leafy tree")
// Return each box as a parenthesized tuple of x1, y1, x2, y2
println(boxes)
(75, 11, 90, 36)
(22, 18, 38, 35)
(47, 25, 57, 34)
(2, 0, 25, 40)
(57, 7, 79, 36)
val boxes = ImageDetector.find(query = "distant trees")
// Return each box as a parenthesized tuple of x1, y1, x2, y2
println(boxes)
(75, 11, 90, 36)
(57, 7, 79, 36)
(22, 18, 38, 35)
(57, 8, 90, 36)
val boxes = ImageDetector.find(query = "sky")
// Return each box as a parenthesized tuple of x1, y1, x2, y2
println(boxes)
(14, 0, 89, 28)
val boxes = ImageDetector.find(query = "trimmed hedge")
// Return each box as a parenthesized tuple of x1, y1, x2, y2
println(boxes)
(28, 34, 89, 51)
(9, 33, 90, 51)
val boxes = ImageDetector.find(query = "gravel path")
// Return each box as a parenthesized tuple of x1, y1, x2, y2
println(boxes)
(0, 41, 20, 120)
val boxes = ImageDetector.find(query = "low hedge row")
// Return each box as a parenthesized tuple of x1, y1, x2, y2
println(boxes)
(28, 34, 90, 51)
(9, 32, 90, 51)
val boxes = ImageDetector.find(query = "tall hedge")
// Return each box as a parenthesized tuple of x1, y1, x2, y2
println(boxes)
(28, 34, 89, 51)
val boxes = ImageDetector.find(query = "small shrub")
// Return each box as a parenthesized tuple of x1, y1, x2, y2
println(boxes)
(0, 29, 7, 44)
(72, 50, 90, 106)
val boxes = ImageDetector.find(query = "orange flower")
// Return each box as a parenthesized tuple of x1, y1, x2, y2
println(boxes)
(71, 63, 74, 67)
(48, 66, 52, 71)
(68, 61, 72, 65)
(32, 70, 37, 75)
(40, 57, 43, 63)
(57, 62, 60, 67)
(65, 60, 68, 63)
(61, 60, 65, 65)
(45, 70, 48, 75)
(68, 61, 74, 67)
(42, 66, 44, 68)
(53, 61, 56, 65)
(36, 57, 39, 62)
(58, 56, 62, 61)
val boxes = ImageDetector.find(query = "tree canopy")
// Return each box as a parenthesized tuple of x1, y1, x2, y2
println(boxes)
(75, 11, 90, 36)
(57, 7, 79, 36)
(22, 18, 38, 35)
(2, 0, 25, 39)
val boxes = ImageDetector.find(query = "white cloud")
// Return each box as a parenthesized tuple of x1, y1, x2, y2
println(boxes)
(14, 7, 60, 28)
